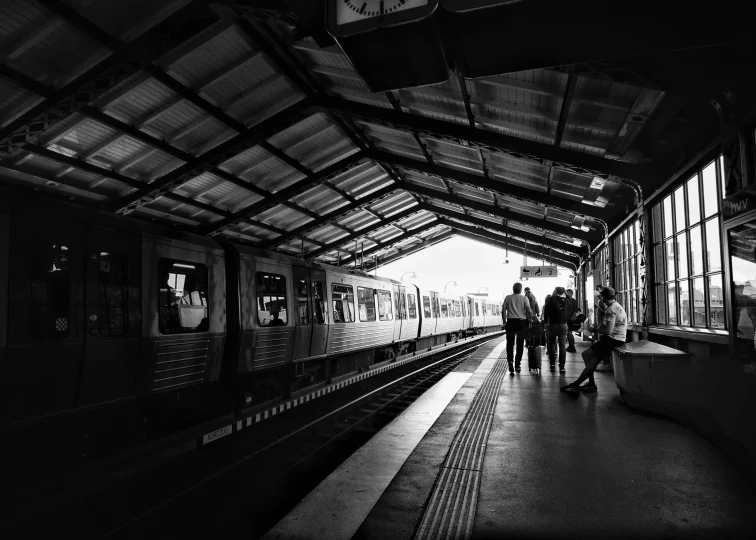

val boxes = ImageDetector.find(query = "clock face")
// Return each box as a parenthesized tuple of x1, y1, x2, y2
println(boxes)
(335, 0, 430, 26)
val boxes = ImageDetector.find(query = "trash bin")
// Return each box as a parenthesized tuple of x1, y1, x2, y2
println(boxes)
(612, 340, 691, 410)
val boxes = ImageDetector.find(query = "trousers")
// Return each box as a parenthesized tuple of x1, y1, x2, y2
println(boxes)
(567, 326, 575, 349)
(548, 323, 568, 367)
(505, 319, 528, 367)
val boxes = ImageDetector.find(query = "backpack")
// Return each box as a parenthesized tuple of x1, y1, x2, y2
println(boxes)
(546, 296, 569, 324)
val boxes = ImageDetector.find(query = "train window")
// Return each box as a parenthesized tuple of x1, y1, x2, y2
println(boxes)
(432, 293, 440, 318)
(482, 300, 487, 315)
(256, 272, 287, 327)
(400, 291, 407, 320)
(454, 300, 461, 317)
(394, 288, 401, 320)
(440, 298, 449, 318)
(97, 252, 128, 337)
(475, 302, 480, 316)
(297, 279, 310, 325)
(378, 289, 393, 321)
(159, 259, 209, 334)
(423, 296, 431, 318)
(407, 294, 417, 319)
(358, 287, 376, 322)
(462, 299, 467, 317)
(30, 244, 71, 340)
(332, 284, 355, 323)
(313, 281, 326, 324)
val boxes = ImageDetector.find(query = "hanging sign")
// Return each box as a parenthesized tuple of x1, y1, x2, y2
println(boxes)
(520, 265, 557, 278)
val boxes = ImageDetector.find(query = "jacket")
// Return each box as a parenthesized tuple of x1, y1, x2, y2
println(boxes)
(543, 295, 569, 324)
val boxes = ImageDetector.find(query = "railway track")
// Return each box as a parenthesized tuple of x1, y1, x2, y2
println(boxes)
(5, 334, 502, 539)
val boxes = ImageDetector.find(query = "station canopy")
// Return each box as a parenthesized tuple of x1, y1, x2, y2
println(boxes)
(1, 0, 750, 272)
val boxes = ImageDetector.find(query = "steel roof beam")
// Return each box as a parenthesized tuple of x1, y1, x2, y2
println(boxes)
(423, 205, 583, 257)
(304, 205, 423, 260)
(0, 2, 216, 159)
(362, 230, 455, 272)
(260, 184, 398, 249)
(438, 219, 579, 264)
(316, 95, 664, 188)
(398, 181, 595, 244)
(336, 220, 443, 267)
(554, 69, 578, 148)
(367, 149, 611, 222)
(452, 230, 578, 270)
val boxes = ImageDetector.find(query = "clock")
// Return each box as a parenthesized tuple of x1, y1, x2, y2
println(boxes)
(326, 0, 450, 91)
(328, 0, 437, 37)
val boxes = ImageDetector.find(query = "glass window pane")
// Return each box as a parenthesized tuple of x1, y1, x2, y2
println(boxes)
(702, 161, 718, 218)
(332, 284, 355, 323)
(687, 176, 700, 225)
(358, 287, 376, 322)
(656, 284, 667, 324)
(720, 154, 727, 198)
(691, 277, 705, 327)
(678, 279, 690, 326)
(652, 204, 662, 244)
(422, 296, 431, 318)
(665, 238, 675, 281)
(668, 283, 678, 325)
(313, 282, 326, 323)
(706, 219, 722, 273)
(708, 274, 725, 329)
(654, 243, 665, 284)
(674, 186, 686, 232)
(634, 220, 641, 253)
(408, 293, 417, 319)
(160, 260, 209, 333)
(98, 252, 128, 337)
(297, 279, 309, 325)
(677, 233, 688, 279)
(689, 225, 703, 276)
(30, 244, 72, 340)
(663, 196, 673, 238)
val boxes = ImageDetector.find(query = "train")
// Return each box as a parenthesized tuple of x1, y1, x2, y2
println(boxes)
(0, 186, 503, 479)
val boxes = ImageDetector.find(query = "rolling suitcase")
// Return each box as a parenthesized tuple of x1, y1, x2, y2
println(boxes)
(528, 345, 545, 372)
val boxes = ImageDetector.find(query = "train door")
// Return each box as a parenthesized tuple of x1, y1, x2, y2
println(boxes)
(77, 227, 142, 406)
(392, 284, 402, 341)
(5, 216, 84, 423)
(310, 270, 328, 357)
(430, 291, 440, 334)
(292, 266, 312, 361)
(398, 285, 408, 337)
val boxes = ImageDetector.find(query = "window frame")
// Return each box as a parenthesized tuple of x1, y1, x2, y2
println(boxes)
(407, 293, 417, 319)
(332, 283, 356, 323)
(255, 271, 287, 327)
(357, 286, 376, 322)
(159, 258, 210, 334)
(422, 295, 431, 318)
(378, 289, 394, 321)
(651, 158, 725, 330)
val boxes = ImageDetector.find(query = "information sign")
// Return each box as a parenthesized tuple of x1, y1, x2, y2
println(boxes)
(520, 265, 557, 279)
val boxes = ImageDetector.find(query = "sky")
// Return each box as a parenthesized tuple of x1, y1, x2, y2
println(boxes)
(375, 236, 575, 304)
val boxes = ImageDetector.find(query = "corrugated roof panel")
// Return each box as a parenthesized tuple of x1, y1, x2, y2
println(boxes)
(55, 118, 118, 154)
(235, 88, 305, 128)
(308, 224, 350, 246)
(371, 192, 418, 216)
(200, 53, 277, 107)
(220, 144, 270, 176)
(257, 204, 312, 231)
(290, 184, 343, 214)
(252, 160, 306, 193)
(266, 113, 330, 150)
(0, 76, 42, 127)
(124, 149, 183, 180)
(332, 163, 389, 195)
(145, 100, 207, 140)
(232, 222, 277, 242)
(170, 117, 236, 155)
(167, 25, 254, 88)
(2, 3, 107, 86)
(106, 78, 174, 124)
(338, 210, 380, 231)
(228, 192, 265, 213)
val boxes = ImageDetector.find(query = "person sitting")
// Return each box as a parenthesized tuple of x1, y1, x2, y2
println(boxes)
(269, 311, 286, 326)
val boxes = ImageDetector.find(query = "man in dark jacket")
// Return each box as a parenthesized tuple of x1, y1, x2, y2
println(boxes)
(565, 289, 578, 352)
(543, 287, 569, 373)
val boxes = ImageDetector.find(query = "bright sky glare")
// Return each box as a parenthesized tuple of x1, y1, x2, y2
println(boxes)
(374, 237, 575, 305)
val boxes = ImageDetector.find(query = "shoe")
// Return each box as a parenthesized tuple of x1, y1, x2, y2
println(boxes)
(508, 363, 514, 374)
(566, 347, 577, 353)
(580, 383, 598, 393)
(549, 363, 555, 371)
(515, 366, 521, 372)
(559, 367, 566, 374)
(560, 383, 581, 393)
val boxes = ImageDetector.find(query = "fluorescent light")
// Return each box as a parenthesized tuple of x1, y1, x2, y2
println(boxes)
(173, 263, 195, 269)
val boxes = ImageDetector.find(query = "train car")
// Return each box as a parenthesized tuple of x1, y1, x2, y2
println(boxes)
(435, 294, 465, 339)
(416, 284, 438, 339)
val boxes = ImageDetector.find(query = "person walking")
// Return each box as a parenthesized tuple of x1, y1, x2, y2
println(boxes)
(565, 289, 579, 353)
(543, 287, 569, 373)
(524, 287, 540, 347)
(561, 286, 627, 393)
(503, 282, 536, 374)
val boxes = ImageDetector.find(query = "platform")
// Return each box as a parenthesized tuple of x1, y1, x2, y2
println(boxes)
(263, 336, 756, 540)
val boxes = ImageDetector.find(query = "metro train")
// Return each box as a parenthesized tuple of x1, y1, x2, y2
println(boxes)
(0, 187, 503, 477)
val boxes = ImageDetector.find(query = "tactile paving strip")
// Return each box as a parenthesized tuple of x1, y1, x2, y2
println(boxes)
(413, 345, 509, 540)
